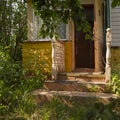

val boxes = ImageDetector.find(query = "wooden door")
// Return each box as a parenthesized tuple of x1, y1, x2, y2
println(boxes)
(75, 5, 94, 69)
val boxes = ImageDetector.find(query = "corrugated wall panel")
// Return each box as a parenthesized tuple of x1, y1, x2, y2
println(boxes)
(111, 5, 120, 46)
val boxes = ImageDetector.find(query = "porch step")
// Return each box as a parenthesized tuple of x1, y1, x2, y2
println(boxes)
(32, 90, 118, 105)
(58, 72, 105, 82)
(32, 73, 114, 105)
(44, 80, 109, 93)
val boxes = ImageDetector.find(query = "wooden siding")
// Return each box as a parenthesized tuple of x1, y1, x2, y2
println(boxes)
(111, 6, 120, 46)
(94, 0, 104, 72)
(22, 41, 52, 74)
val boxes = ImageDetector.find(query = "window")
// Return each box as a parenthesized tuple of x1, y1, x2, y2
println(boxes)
(56, 22, 68, 40)
(33, 14, 68, 40)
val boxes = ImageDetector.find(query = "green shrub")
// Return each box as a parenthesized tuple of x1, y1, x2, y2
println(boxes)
(110, 63, 120, 95)
(22, 98, 120, 120)
(0, 49, 45, 117)
(110, 49, 120, 95)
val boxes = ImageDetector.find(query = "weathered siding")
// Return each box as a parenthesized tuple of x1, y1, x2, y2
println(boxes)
(111, 6, 120, 46)
(22, 41, 52, 74)
(94, 0, 104, 72)
(64, 41, 72, 72)
(53, 40, 65, 72)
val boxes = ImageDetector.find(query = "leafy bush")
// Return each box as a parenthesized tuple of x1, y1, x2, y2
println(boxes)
(110, 63, 120, 95)
(0, 49, 45, 117)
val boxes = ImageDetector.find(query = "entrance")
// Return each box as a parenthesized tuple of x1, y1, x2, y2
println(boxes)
(75, 5, 94, 69)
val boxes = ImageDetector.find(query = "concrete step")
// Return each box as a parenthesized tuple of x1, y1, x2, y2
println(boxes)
(44, 80, 109, 93)
(32, 90, 118, 105)
(58, 72, 105, 82)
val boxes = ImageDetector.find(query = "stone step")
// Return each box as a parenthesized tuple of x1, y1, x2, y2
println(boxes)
(58, 72, 105, 82)
(32, 90, 118, 105)
(44, 80, 109, 93)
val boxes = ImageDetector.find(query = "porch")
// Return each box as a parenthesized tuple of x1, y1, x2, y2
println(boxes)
(23, 0, 114, 104)
(32, 72, 117, 105)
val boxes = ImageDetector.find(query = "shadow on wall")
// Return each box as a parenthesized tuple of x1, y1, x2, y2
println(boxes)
(22, 42, 52, 79)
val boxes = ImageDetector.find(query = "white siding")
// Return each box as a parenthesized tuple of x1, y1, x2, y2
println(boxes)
(111, 6, 120, 46)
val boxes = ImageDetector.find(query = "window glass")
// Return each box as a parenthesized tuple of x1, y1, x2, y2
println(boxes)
(56, 22, 67, 40)
(34, 15, 68, 40)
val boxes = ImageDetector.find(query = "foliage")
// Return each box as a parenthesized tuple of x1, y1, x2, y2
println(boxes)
(32, 0, 92, 39)
(0, 0, 47, 118)
(0, 0, 27, 61)
(112, 0, 120, 7)
(9, 98, 120, 120)
(110, 63, 120, 95)
(0, 49, 45, 117)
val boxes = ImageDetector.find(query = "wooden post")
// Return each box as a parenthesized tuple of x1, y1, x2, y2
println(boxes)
(105, 28, 111, 82)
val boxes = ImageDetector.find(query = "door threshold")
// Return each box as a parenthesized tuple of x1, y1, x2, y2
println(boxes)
(74, 68, 94, 72)
(73, 68, 104, 75)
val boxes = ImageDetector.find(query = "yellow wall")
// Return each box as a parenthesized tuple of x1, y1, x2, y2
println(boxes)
(111, 48, 120, 66)
(64, 41, 72, 72)
(22, 40, 73, 74)
(22, 41, 52, 74)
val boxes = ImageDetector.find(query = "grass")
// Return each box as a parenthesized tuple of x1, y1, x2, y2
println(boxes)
(3, 98, 120, 120)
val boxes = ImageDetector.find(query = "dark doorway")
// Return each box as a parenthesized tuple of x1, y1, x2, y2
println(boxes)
(75, 5, 94, 69)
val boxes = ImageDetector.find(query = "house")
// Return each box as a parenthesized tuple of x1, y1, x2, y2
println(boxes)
(22, 0, 112, 81)
(22, 0, 120, 104)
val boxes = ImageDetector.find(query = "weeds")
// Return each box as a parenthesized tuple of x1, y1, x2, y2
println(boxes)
(110, 62, 120, 95)
(13, 98, 120, 120)
(0, 49, 45, 118)
(1, 49, 120, 120)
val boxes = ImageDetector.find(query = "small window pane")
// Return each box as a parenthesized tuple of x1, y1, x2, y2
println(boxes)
(56, 23, 67, 39)
(34, 15, 67, 40)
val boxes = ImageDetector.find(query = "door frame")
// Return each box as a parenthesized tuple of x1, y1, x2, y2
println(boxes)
(72, 3, 96, 72)
(75, 5, 94, 70)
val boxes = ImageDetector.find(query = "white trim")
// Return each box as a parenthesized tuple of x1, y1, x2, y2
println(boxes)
(27, 39, 69, 42)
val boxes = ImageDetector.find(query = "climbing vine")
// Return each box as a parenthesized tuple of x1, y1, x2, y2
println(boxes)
(32, 0, 92, 39)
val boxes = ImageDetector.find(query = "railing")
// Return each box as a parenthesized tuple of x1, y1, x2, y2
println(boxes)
(52, 40, 65, 80)
(105, 28, 112, 82)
